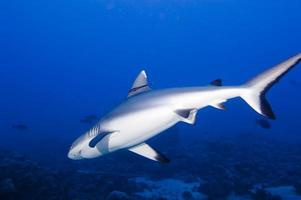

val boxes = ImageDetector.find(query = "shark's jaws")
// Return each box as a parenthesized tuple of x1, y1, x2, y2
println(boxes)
(68, 53, 301, 163)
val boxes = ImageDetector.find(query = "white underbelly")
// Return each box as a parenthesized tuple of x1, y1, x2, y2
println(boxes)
(106, 106, 179, 152)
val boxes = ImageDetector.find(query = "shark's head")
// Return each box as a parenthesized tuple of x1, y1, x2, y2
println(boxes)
(67, 133, 103, 160)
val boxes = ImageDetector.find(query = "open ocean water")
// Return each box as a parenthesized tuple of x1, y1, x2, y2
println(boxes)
(1, 0, 301, 199)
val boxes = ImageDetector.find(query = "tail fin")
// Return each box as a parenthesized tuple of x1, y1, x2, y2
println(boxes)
(241, 53, 301, 119)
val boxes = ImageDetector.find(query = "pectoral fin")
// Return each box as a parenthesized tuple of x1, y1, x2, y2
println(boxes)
(89, 132, 113, 148)
(175, 109, 198, 124)
(128, 143, 170, 163)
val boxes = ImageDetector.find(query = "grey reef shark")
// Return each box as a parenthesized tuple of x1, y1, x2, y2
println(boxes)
(68, 53, 301, 163)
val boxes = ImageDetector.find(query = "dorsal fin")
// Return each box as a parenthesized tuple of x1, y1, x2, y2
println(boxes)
(128, 70, 151, 97)
(210, 79, 222, 86)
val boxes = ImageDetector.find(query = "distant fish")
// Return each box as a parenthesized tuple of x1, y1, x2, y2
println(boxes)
(84, 114, 98, 120)
(80, 114, 98, 124)
(12, 124, 29, 131)
(256, 119, 271, 129)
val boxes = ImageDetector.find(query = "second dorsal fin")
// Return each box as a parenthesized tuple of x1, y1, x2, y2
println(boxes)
(210, 79, 222, 86)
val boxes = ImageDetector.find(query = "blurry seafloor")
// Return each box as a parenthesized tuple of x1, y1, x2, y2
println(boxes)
(1, 127, 301, 200)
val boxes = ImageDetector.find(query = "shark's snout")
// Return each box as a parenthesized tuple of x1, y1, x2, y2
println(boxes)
(67, 149, 83, 160)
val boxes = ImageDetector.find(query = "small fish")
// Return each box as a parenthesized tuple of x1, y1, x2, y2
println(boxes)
(80, 114, 98, 124)
(256, 119, 271, 129)
(84, 114, 98, 120)
(12, 124, 28, 131)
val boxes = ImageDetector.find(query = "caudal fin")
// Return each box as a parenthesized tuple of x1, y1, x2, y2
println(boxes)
(241, 53, 301, 119)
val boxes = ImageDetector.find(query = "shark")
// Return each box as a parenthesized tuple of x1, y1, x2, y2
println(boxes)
(68, 53, 301, 163)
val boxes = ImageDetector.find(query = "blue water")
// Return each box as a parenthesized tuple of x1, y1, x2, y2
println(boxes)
(1, 0, 301, 199)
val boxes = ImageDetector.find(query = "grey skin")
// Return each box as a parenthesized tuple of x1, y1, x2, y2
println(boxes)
(68, 53, 301, 163)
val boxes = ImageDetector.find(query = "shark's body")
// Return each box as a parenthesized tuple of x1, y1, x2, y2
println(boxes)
(68, 54, 301, 162)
